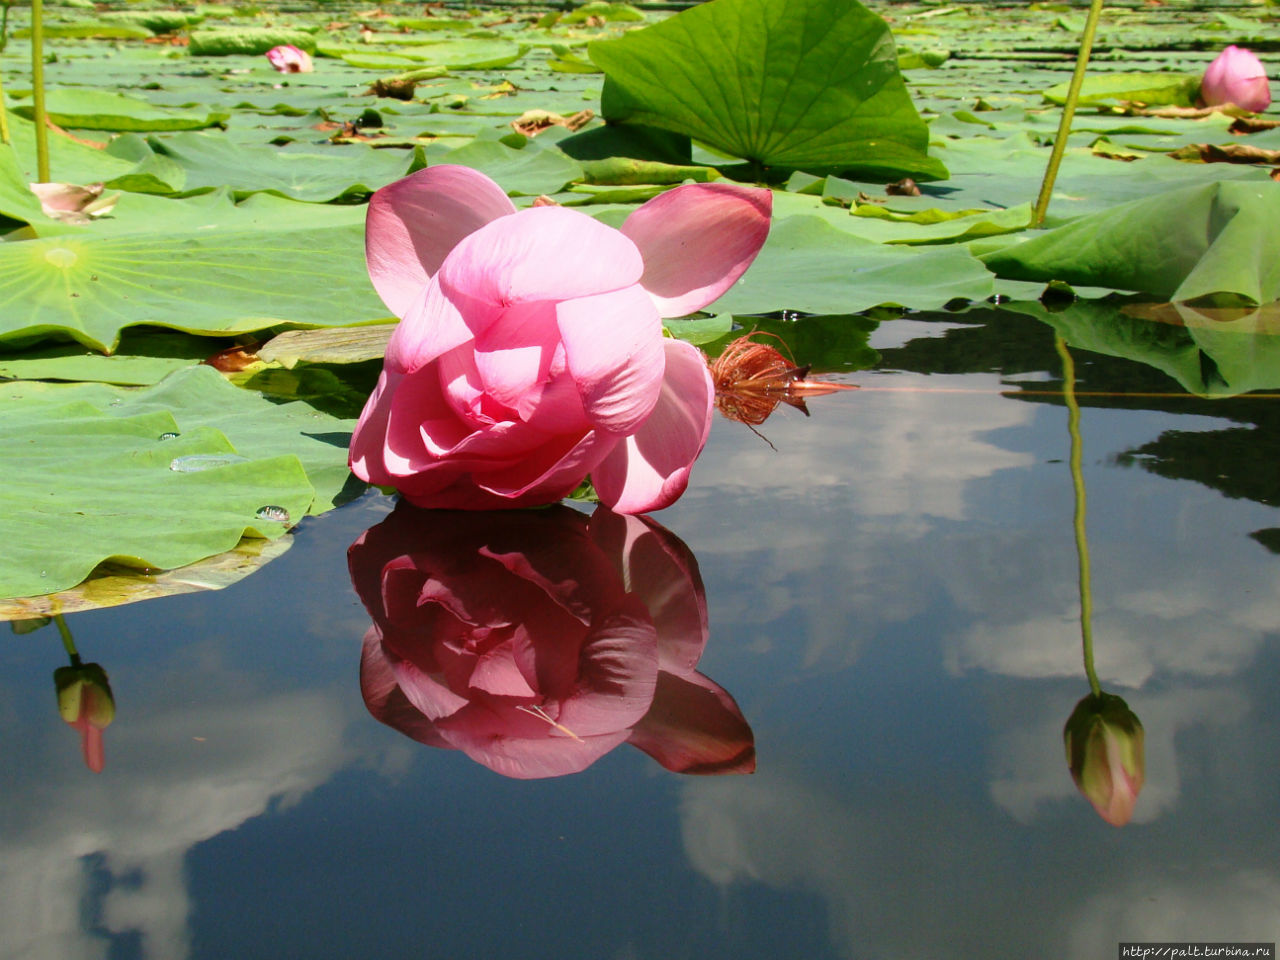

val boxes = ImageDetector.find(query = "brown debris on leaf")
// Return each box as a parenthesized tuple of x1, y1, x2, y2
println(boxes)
(709, 333, 858, 443)
(885, 177, 922, 197)
(203, 342, 264, 373)
(511, 108, 594, 137)
(330, 121, 385, 143)
(1169, 142, 1280, 165)
(531, 195, 560, 207)
(1131, 104, 1253, 119)
(1230, 116, 1280, 135)
(368, 77, 418, 100)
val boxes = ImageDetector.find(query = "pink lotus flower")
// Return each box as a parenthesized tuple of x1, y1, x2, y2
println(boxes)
(265, 44, 313, 74)
(1200, 45, 1271, 113)
(350, 165, 772, 513)
(352, 502, 755, 779)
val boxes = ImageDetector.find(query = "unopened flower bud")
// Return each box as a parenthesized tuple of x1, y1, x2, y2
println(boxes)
(1063, 692, 1144, 827)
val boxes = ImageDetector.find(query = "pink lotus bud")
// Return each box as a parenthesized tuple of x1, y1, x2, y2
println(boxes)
(265, 45, 314, 74)
(1200, 45, 1271, 113)
(54, 662, 115, 773)
(1063, 692, 1144, 827)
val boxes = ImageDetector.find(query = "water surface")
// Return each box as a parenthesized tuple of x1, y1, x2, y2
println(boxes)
(4, 306, 1279, 959)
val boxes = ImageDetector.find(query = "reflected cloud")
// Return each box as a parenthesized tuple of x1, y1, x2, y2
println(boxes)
(0, 686, 354, 960)
(943, 533, 1280, 689)
(351, 503, 754, 779)
(670, 372, 1037, 669)
(679, 768, 1033, 959)
(1065, 870, 1280, 958)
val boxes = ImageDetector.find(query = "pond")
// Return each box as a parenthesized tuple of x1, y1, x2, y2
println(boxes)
(5, 302, 1279, 959)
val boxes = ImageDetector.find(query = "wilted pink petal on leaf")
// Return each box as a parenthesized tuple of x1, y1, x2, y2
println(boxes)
(30, 182, 118, 224)
(622, 182, 773, 318)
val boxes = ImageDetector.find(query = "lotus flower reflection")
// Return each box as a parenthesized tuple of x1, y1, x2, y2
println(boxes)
(349, 166, 772, 513)
(351, 502, 755, 780)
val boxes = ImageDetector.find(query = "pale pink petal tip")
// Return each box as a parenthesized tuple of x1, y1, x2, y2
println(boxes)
(622, 182, 772, 318)
(365, 165, 516, 317)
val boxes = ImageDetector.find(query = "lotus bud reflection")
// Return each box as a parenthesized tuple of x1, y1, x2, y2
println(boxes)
(351, 501, 754, 779)
(54, 661, 115, 773)
(1063, 692, 1144, 827)
(1200, 45, 1271, 113)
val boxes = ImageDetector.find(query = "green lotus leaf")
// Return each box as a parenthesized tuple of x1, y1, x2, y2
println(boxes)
(590, 0, 947, 180)
(978, 181, 1280, 303)
(9, 89, 228, 133)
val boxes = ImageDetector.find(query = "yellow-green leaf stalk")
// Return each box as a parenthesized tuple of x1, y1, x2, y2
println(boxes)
(1032, 0, 1105, 227)
(31, 0, 49, 180)
(1056, 337, 1100, 697)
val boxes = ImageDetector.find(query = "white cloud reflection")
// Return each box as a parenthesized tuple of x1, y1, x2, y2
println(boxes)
(0, 687, 355, 960)
(669, 371, 1037, 668)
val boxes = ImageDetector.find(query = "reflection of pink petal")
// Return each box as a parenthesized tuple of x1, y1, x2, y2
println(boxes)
(628, 671, 755, 775)
(589, 509, 709, 675)
(622, 182, 772, 318)
(592, 339, 714, 514)
(557, 596, 660, 734)
(76, 718, 105, 773)
(439, 702, 631, 779)
(351, 503, 753, 780)
(360, 627, 453, 749)
(366, 165, 516, 316)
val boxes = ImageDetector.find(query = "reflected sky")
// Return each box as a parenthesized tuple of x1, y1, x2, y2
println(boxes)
(2, 308, 1279, 958)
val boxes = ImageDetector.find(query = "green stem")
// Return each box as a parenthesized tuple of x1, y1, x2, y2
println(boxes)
(53, 613, 80, 663)
(31, 0, 49, 182)
(1031, 0, 1105, 227)
(0, 62, 9, 145)
(1056, 337, 1101, 697)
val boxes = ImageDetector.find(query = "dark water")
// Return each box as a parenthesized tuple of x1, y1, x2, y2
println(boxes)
(4, 306, 1279, 959)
